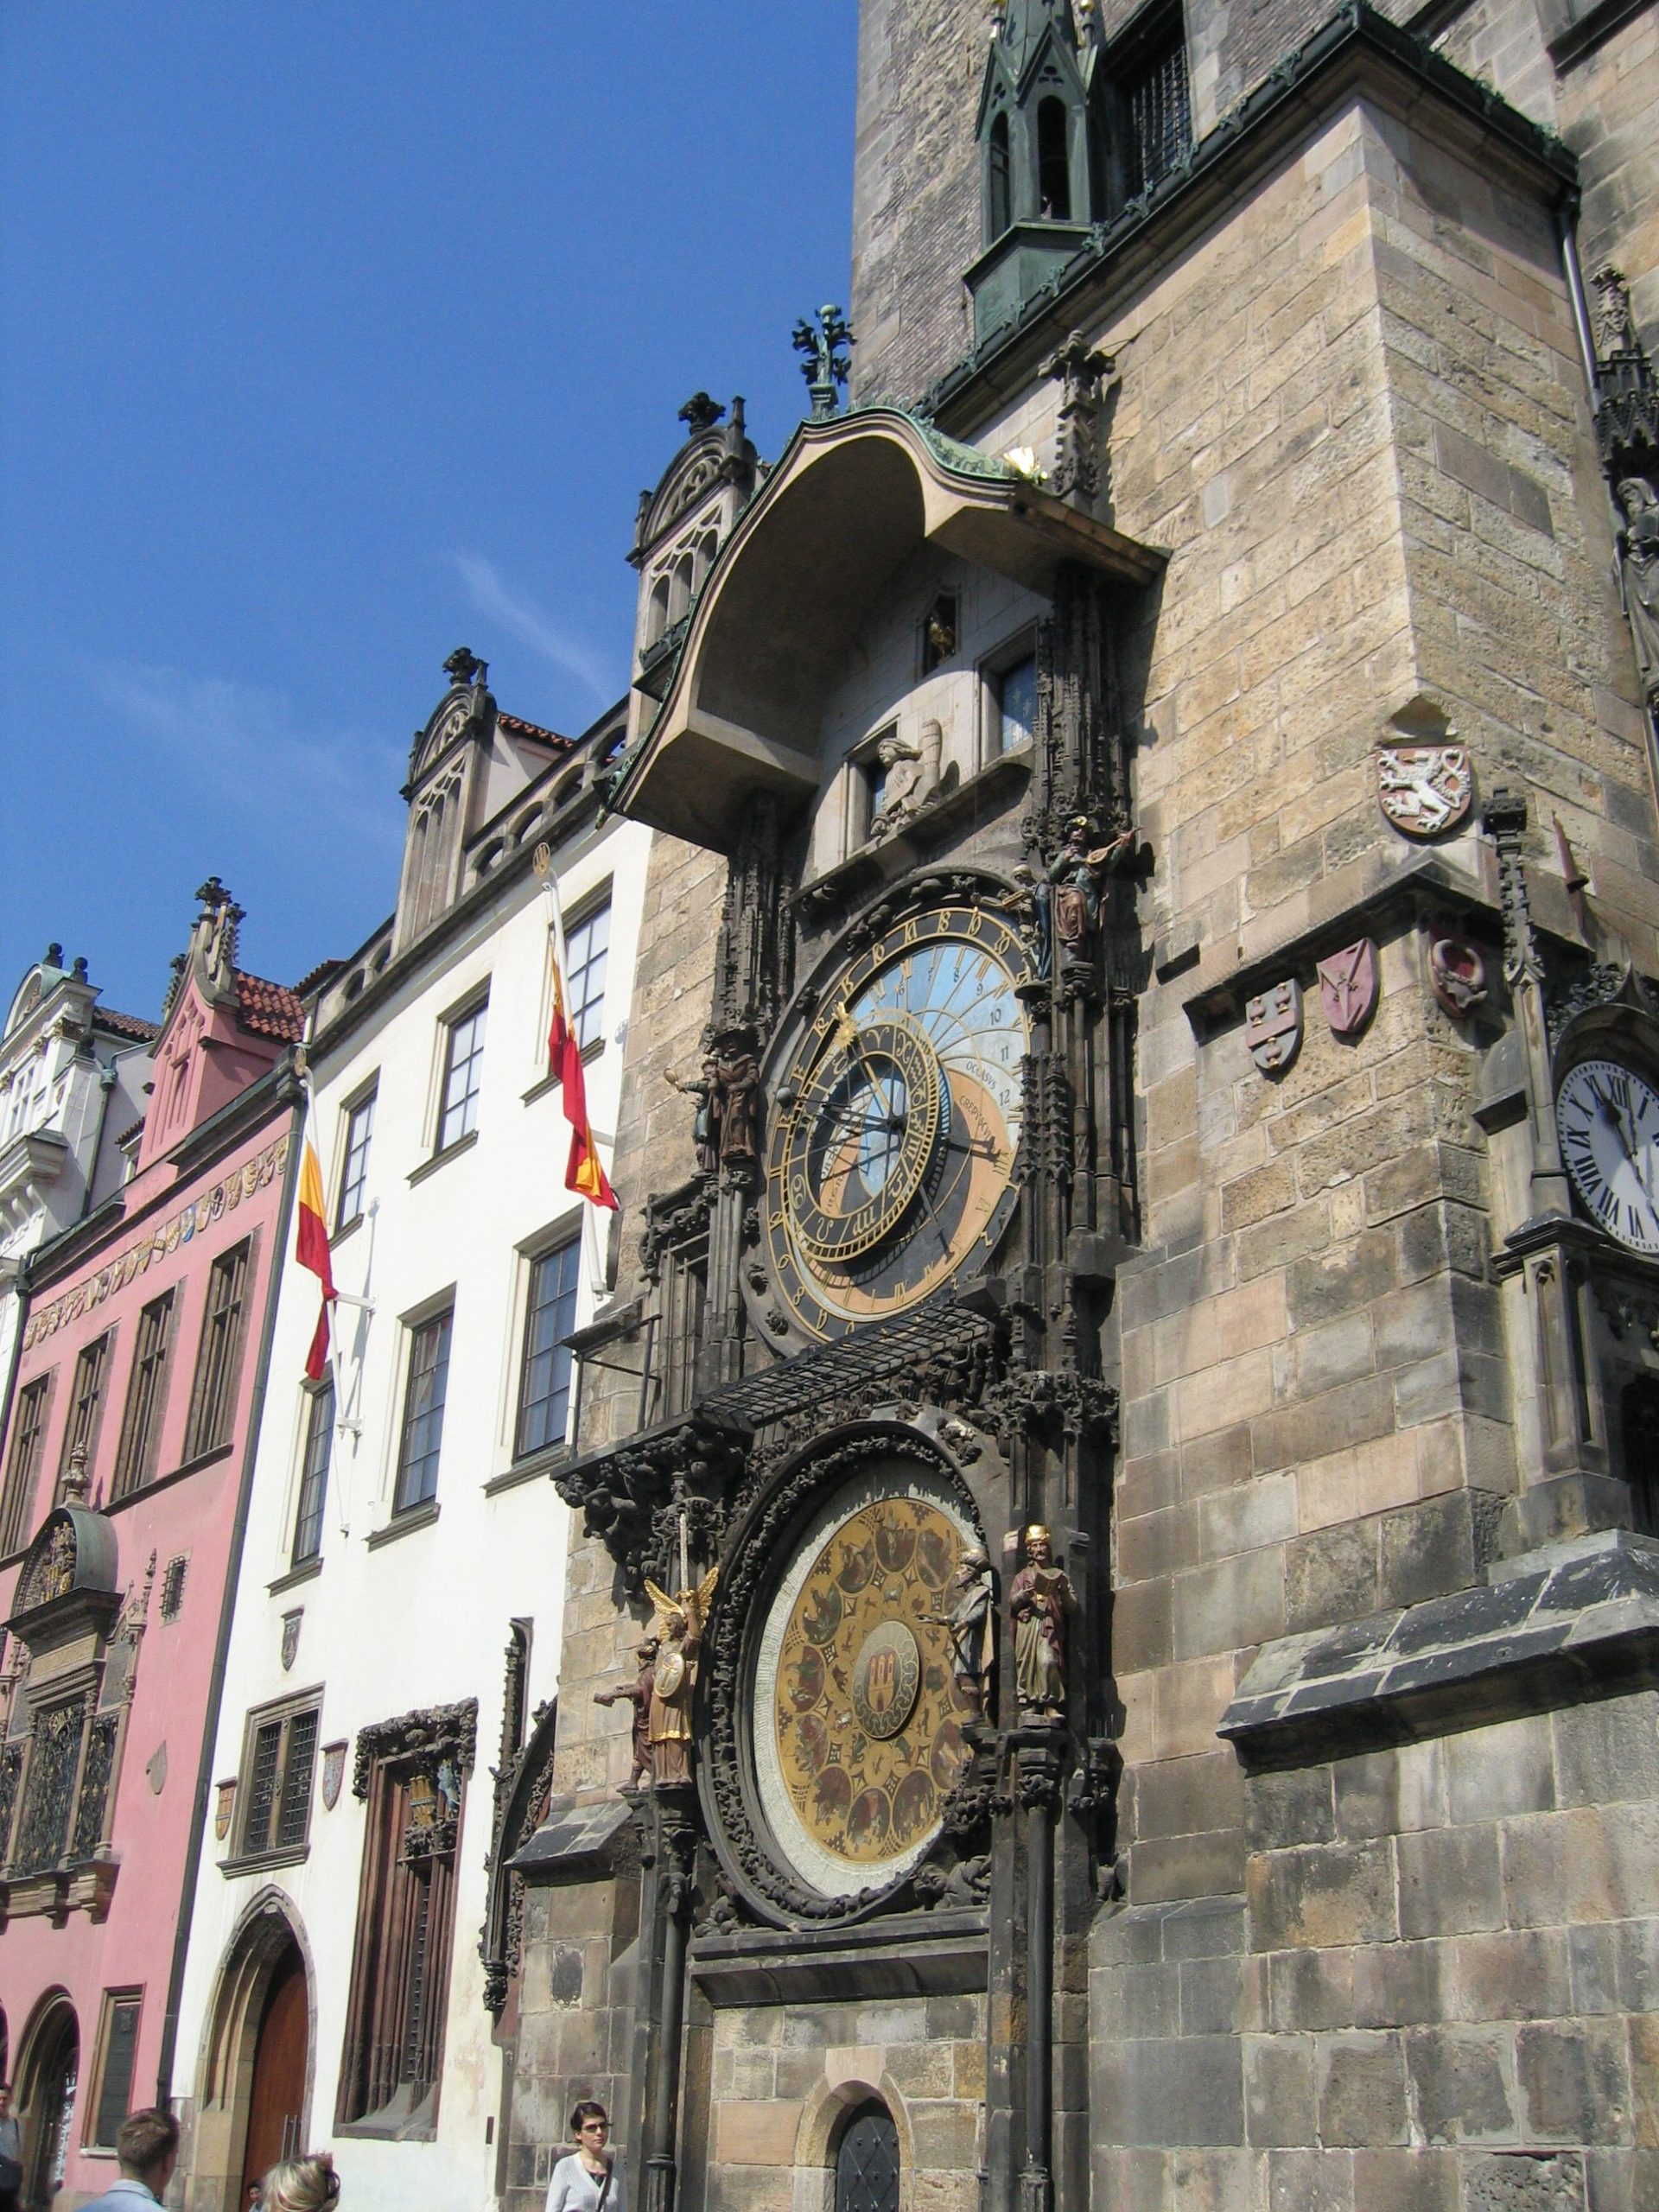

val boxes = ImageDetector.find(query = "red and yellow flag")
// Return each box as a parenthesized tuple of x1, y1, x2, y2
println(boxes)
(296, 1133, 337, 1379)
(549, 954, 619, 1211)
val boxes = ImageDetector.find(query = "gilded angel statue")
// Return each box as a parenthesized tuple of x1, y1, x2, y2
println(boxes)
(642, 1562, 720, 1786)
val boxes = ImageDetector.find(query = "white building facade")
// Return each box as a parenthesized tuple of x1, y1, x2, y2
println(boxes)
(170, 653, 652, 2212)
(0, 949, 154, 1504)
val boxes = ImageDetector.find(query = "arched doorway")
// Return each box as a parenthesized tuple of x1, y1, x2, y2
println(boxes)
(19, 2002, 77, 2212)
(238, 1945, 307, 2208)
(834, 2101, 899, 2212)
(194, 1894, 314, 2212)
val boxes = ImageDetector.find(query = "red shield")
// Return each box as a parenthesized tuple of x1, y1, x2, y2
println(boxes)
(1317, 939, 1379, 1038)
(1244, 980, 1302, 1074)
(1427, 933, 1487, 1019)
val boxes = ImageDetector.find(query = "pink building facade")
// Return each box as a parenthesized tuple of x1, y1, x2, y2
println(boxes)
(0, 883, 304, 2212)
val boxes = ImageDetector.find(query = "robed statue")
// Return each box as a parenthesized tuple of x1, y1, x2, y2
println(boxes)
(643, 1563, 720, 1786)
(1009, 1524, 1074, 1719)
(594, 1637, 658, 1789)
(932, 1547, 996, 1719)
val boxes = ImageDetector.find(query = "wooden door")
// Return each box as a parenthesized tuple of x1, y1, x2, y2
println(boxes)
(240, 1949, 308, 2208)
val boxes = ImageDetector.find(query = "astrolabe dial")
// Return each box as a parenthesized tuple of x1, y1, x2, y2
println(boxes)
(761, 901, 1031, 1339)
(753, 1472, 982, 1898)
(1557, 1056, 1659, 1253)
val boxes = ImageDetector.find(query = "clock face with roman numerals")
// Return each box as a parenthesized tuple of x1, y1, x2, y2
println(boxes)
(760, 901, 1032, 1339)
(1557, 1057, 1659, 1253)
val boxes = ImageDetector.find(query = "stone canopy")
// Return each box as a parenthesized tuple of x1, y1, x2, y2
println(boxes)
(607, 404, 1163, 853)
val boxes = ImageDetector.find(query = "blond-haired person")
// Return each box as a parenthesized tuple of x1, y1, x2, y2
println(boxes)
(259, 2151, 339, 2212)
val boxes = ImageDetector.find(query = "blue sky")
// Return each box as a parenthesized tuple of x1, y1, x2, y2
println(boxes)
(1, 3, 857, 1017)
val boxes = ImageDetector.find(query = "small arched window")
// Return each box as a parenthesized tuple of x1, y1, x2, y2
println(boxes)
(646, 574, 671, 646)
(988, 111, 1012, 239)
(669, 552, 695, 625)
(1622, 1377, 1659, 1534)
(1038, 98, 1071, 220)
(836, 2101, 899, 2212)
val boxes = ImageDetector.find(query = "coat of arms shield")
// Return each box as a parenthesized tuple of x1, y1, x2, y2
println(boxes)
(1376, 746, 1472, 837)
(321, 1741, 347, 1810)
(1245, 981, 1302, 1073)
(281, 1608, 302, 1672)
(1317, 939, 1380, 1038)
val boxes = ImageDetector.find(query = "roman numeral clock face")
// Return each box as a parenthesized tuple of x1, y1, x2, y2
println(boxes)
(760, 904, 1033, 1338)
(1557, 1058, 1659, 1252)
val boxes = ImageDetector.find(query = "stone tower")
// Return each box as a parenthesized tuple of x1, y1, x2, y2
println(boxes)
(505, 3, 1659, 2210)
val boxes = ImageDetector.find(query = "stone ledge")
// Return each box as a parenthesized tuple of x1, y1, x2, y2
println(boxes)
(511, 1793, 633, 1883)
(1219, 1531, 1659, 1767)
(690, 1909, 987, 2006)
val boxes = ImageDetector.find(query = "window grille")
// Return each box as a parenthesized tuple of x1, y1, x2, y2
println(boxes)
(90, 1995, 142, 2148)
(15, 1700, 86, 1874)
(70, 1713, 118, 1858)
(238, 1701, 320, 1858)
(159, 1555, 188, 1622)
(1124, 31, 1192, 198)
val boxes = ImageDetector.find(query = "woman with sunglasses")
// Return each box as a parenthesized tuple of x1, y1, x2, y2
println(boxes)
(545, 2101, 623, 2212)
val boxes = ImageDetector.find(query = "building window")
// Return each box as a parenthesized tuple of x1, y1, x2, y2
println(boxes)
(184, 1240, 251, 1459)
(516, 1237, 580, 1459)
(995, 654, 1037, 754)
(987, 111, 1011, 239)
(565, 900, 611, 1052)
(337, 1087, 377, 1230)
(1037, 98, 1071, 219)
(10, 1695, 117, 1878)
(338, 1703, 474, 2135)
(0, 1374, 51, 1555)
(393, 1308, 453, 1515)
(437, 998, 487, 1152)
(293, 1383, 334, 1566)
(238, 1700, 321, 1859)
(1122, 25, 1191, 198)
(921, 592, 958, 675)
(59, 1333, 112, 1490)
(159, 1556, 188, 1622)
(111, 1292, 175, 1501)
(1622, 1377, 1659, 1535)
(87, 1992, 142, 2150)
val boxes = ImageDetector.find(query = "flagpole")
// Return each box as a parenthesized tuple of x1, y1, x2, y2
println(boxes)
(534, 842, 613, 1299)
(295, 1048, 351, 1536)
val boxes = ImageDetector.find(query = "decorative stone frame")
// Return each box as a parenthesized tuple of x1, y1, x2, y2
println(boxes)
(791, 2073, 918, 2212)
(188, 1887, 316, 2212)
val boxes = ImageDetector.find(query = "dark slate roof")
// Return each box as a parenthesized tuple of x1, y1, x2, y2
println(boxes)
(234, 971, 305, 1043)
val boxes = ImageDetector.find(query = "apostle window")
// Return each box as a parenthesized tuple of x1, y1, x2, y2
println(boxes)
(516, 1236, 580, 1459)
(292, 1382, 334, 1567)
(184, 1240, 252, 1459)
(1, 1373, 51, 1555)
(994, 652, 1037, 756)
(59, 1334, 112, 1492)
(336, 1084, 377, 1231)
(436, 996, 487, 1153)
(393, 1307, 453, 1515)
(337, 1701, 475, 2138)
(564, 896, 611, 1053)
(235, 1695, 321, 1863)
(111, 1291, 175, 1501)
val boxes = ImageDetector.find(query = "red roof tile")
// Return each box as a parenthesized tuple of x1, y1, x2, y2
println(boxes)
(499, 711, 575, 748)
(235, 971, 305, 1043)
(94, 1006, 159, 1042)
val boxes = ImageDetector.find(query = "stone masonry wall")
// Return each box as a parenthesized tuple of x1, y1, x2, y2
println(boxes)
(1094, 1692, 1659, 2209)
(695, 1993, 986, 2212)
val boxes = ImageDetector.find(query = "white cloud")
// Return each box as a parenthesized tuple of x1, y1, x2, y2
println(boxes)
(453, 552, 618, 705)
(84, 660, 405, 853)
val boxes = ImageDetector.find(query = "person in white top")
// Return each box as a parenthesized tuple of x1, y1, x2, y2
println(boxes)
(544, 2101, 623, 2212)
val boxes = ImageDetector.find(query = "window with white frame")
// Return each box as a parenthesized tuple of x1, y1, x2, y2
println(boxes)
(336, 1084, 377, 1230)
(292, 1382, 334, 1567)
(436, 996, 487, 1152)
(565, 899, 610, 1053)
(393, 1307, 453, 1514)
(516, 1235, 581, 1459)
